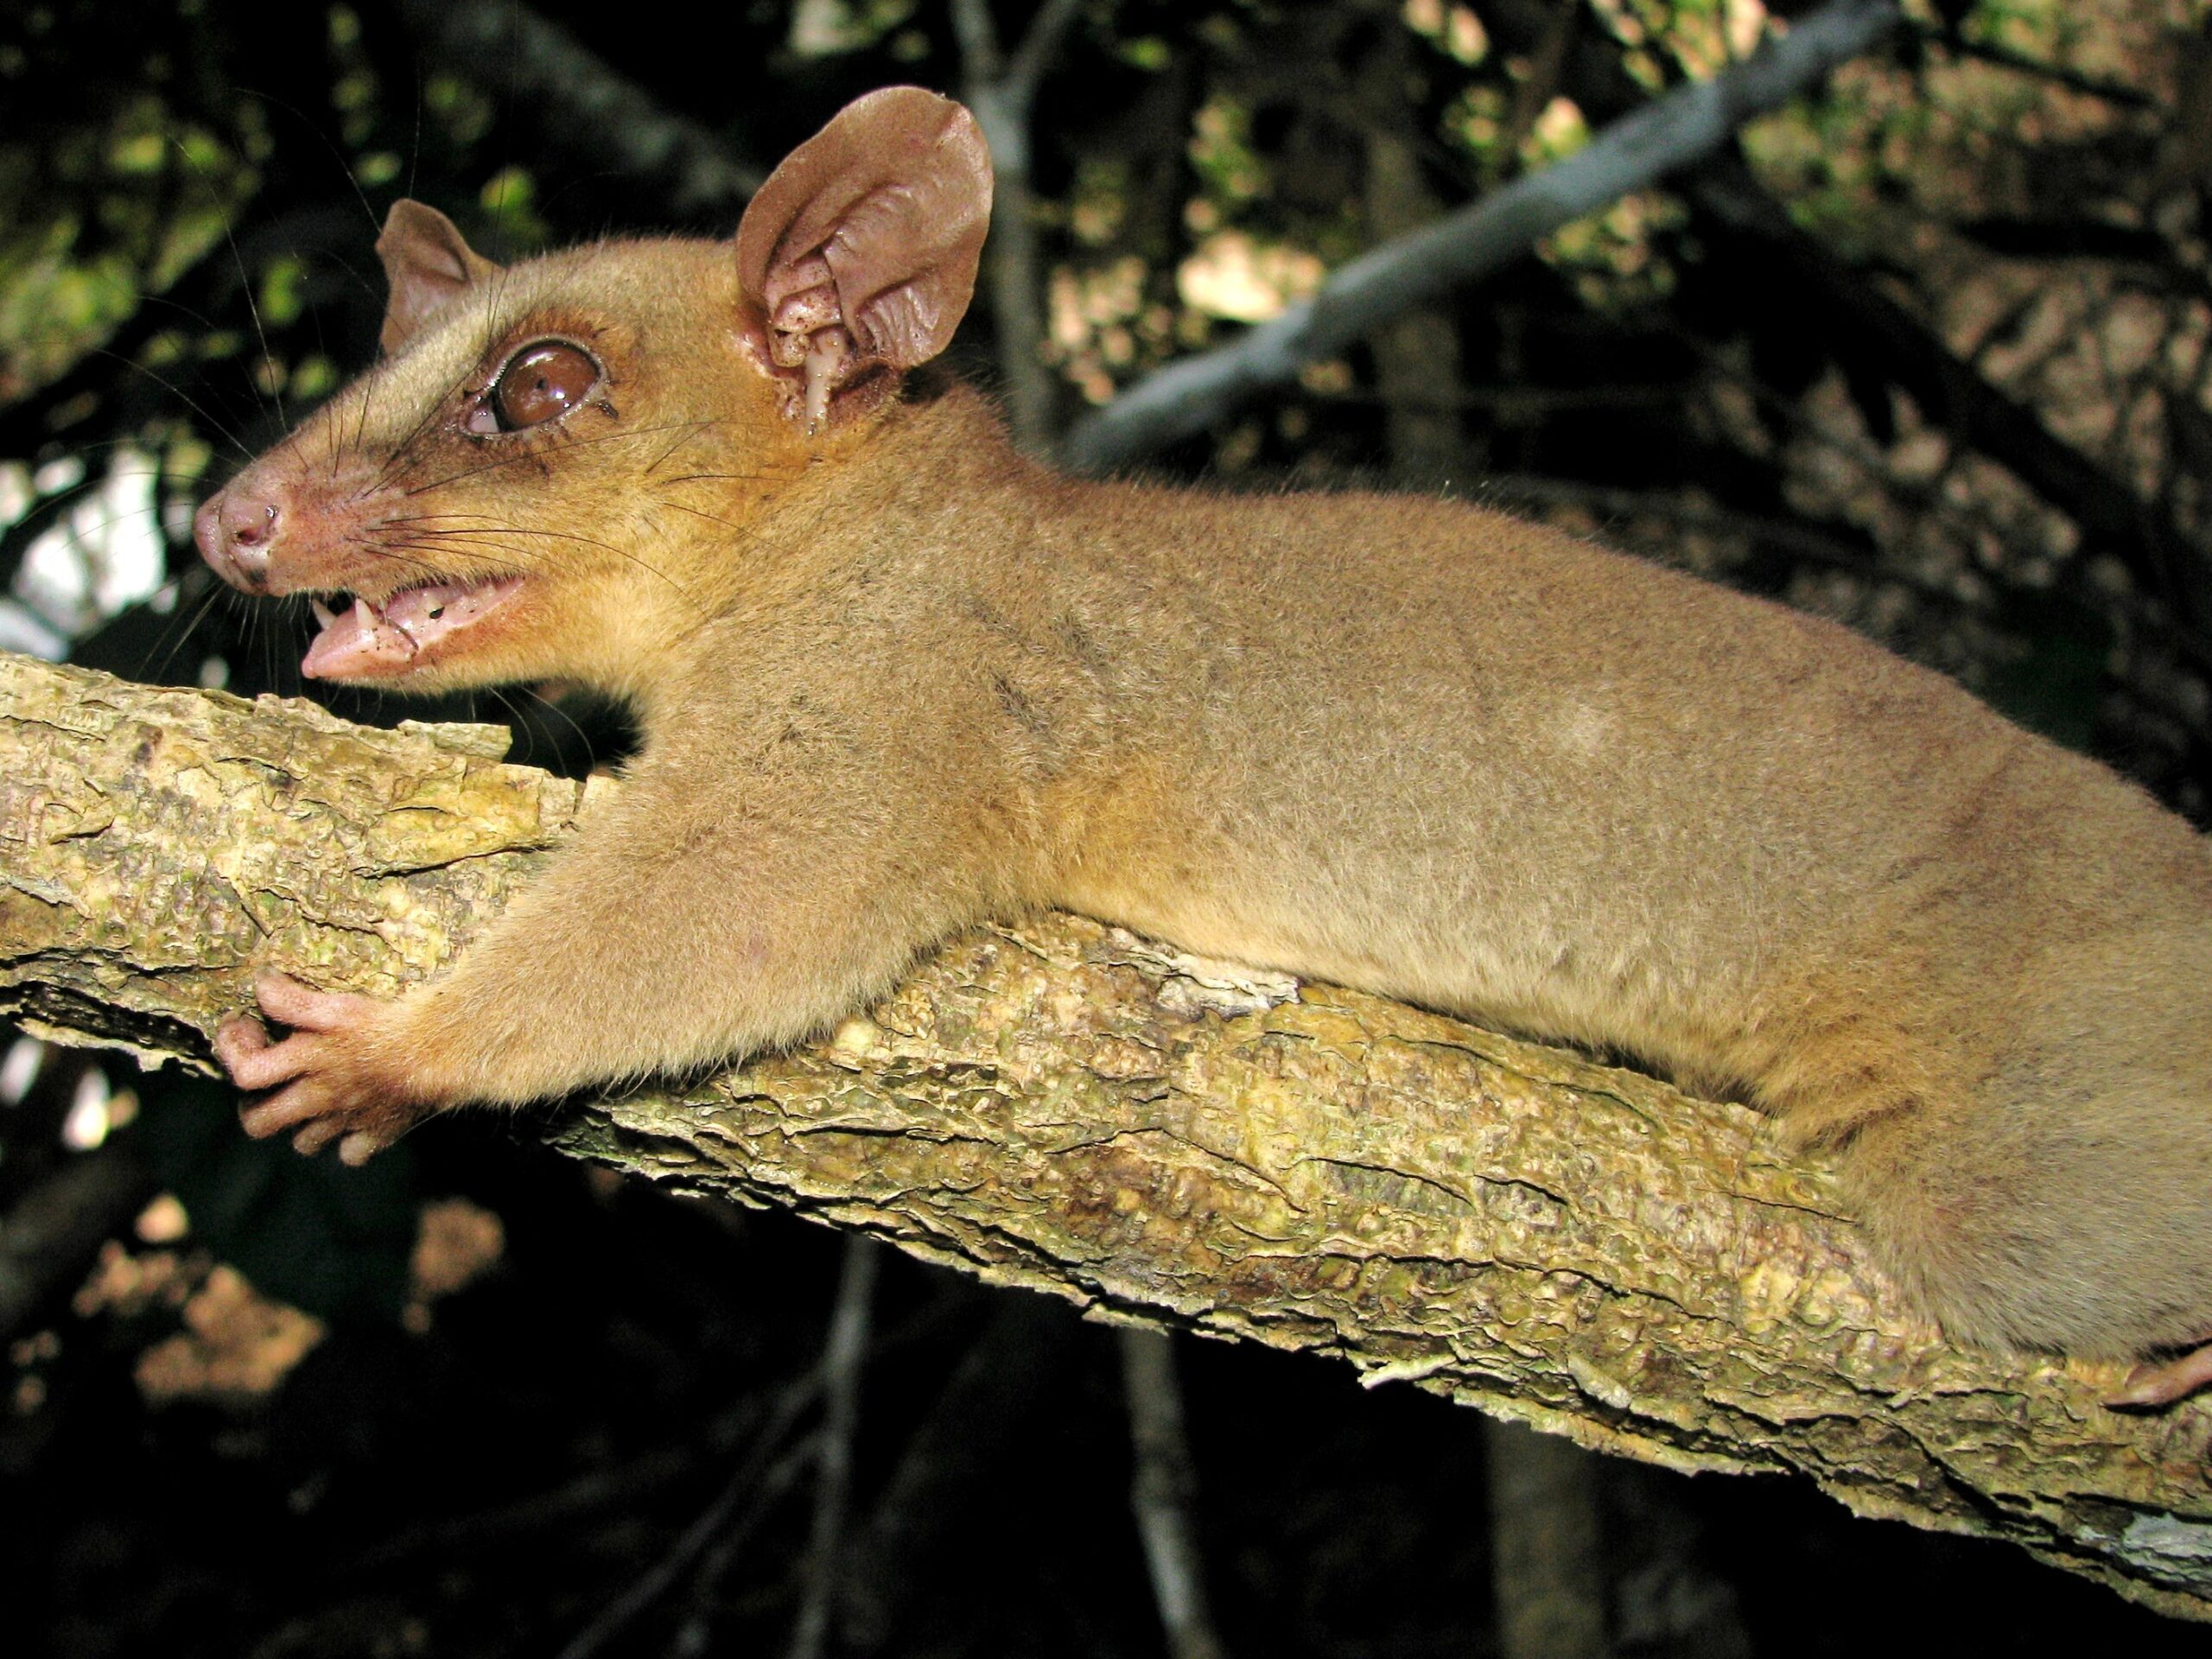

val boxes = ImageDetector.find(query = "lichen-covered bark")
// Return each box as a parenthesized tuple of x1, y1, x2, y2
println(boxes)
(3, 651, 2209, 1618)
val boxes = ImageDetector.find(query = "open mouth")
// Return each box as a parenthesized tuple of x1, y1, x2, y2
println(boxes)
(301, 576, 524, 679)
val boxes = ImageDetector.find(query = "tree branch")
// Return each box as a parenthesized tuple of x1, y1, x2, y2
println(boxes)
(953, 0, 1095, 452)
(392, 0, 764, 219)
(1058, 0, 1904, 473)
(1121, 1328, 1227, 1659)
(787, 1236, 879, 1659)
(4, 651, 2212, 1619)
(1001, 0, 1089, 118)
(1916, 22, 2159, 111)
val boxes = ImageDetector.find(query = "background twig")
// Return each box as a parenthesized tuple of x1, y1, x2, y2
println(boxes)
(786, 1236, 880, 1659)
(1121, 1328, 1227, 1659)
(1059, 0, 1904, 470)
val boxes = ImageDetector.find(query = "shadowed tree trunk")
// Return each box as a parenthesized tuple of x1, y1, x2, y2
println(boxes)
(1487, 1420, 1611, 1659)
(1362, 35, 1464, 491)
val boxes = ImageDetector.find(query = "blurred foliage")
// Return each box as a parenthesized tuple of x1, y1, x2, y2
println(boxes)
(10, 0, 2212, 1653)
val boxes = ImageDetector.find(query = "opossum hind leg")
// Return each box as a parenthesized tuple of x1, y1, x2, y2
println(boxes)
(1839, 954, 2212, 1389)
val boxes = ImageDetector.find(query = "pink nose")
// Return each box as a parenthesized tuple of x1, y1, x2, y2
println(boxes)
(194, 488, 282, 591)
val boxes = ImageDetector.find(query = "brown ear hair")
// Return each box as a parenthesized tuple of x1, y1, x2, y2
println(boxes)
(376, 200, 503, 355)
(734, 87, 993, 432)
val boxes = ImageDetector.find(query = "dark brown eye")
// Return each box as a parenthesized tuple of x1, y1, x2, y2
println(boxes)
(477, 340, 599, 434)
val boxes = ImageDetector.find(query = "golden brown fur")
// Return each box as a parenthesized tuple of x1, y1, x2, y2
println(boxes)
(200, 90, 2212, 1380)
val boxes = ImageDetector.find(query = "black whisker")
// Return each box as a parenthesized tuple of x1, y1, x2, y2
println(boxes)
(140, 581, 229, 687)
(391, 522, 697, 606)
(656, 471, 787, 486)
(396, 420, 741, 497)
(80, 348, 257, 462)
(640, 421, 722, 474)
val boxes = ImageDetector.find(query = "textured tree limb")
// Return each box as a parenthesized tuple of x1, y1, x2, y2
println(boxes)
(5, 651, 2212, 1618)
(1057, 0, 1904, 473)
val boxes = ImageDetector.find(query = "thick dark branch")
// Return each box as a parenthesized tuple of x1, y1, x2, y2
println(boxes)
(954, 0, 1095, 452)
(1918, 22, 2160, 110)
(392, 0, 764, 219)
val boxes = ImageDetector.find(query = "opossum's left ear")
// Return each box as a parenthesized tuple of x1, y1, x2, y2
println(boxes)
(733, 86, 994, 432)
(375, 200, 504, 356)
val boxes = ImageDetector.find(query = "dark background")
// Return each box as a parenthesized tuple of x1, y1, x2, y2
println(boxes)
(6, 0, 2212, 1653)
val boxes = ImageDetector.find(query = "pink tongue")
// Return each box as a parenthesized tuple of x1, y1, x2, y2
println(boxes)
(301, 578, 520, 679)
(302, 597, 415, 678)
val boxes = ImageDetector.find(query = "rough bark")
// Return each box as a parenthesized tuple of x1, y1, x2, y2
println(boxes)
(4, 651, 2212, 1619)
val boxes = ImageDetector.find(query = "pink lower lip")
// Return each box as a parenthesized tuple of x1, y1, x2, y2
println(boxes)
(302, 577, 524, 678)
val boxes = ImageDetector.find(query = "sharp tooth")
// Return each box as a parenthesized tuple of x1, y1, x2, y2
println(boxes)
(309, 597, 337, 628)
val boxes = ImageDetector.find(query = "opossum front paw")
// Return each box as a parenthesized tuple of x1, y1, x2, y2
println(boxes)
(2108, 1344, 2212, 1409)
(213, 973, 439, 1164)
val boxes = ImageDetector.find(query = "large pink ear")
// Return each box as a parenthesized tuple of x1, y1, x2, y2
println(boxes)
(734, 87, 993, 431)
(375, 200, 503, 355)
